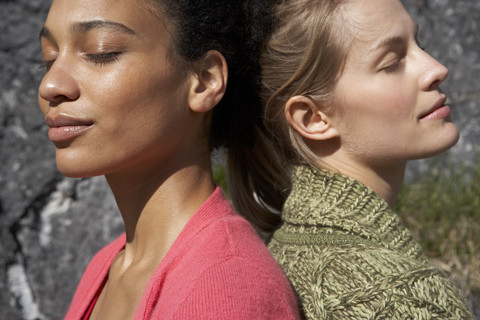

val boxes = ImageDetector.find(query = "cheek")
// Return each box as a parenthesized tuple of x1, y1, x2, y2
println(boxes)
(38, 97, 48, 116)
(90, 66, 189, 142)
(335, 89, 415, 144)
(385, 88, 416, 117)
(96, 61, 186, 107)
(358, 82, 416, 120)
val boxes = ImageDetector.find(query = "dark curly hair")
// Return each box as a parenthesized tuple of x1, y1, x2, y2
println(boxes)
(150, 0, 289, 235)
(155, 0, 269, 149)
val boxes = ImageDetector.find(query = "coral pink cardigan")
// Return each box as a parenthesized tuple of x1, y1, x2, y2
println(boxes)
(65, 187, 300, 319)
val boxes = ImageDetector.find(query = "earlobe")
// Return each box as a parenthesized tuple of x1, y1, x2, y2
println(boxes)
(285, 95, 339, 141)
(188, 50, 228, 113)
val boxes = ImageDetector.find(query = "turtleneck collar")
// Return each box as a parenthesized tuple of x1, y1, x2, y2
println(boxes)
(279, 165, 426, 261)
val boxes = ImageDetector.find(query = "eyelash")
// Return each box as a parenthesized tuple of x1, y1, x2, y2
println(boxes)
(39, 60, 55, 71)
(86, 52, 121, 65)
(415, 29, 426, 51)
(380, 28, 424, 75)
(39, 52, 121, 71)
(383, 58, 404, 74)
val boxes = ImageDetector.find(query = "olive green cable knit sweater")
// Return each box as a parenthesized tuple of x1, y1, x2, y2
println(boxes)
(268, 165, 473, 319)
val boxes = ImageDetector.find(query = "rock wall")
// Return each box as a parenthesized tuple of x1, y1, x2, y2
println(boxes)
(402, 0, 480, 182)
(0, 0, 478, 319)
(0, 2, 124, 319)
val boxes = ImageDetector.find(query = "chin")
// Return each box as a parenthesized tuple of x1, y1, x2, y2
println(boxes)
(56, 165, 101, 178)
(55, 156, 103, 178)
(438, 123, 460, 152)
(416, 125, 460, 160)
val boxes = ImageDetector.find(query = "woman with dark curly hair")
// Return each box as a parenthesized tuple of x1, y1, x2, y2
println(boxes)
(38, 0, 300, 318)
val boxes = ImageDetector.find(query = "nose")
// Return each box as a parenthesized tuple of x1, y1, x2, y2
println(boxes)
(419, 51, 449, 91)
(38, 58, 80, 105)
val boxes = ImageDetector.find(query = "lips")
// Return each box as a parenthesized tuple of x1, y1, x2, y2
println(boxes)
(45, 114, 93, 143)
(419, 96, 451, 120)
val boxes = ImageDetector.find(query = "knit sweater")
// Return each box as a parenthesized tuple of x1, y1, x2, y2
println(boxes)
(268, 165, 473, 319)
(65, 187, 300, 319)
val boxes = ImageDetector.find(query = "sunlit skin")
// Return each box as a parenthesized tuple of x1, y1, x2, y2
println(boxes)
(38, 0, 226, 318)
(287, 0, 459, 207)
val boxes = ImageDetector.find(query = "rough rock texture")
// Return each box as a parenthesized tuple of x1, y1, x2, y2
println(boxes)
(0, 2, 123, 319)
(403, 0, 480, 183)
(0, 0, 478, 319)
(403, 0, 480, 181)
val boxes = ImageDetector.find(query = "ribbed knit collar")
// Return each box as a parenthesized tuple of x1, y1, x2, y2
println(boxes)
(280, 165, 426, 261)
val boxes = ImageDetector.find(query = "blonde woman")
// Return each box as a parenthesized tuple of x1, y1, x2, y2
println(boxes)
(260, 0, 474, 318)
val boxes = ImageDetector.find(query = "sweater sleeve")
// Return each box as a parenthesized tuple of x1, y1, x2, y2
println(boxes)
(308, 247, 474, 320)
(171, 256, 300, 320)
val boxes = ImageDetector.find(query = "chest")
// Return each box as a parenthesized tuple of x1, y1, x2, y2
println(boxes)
(88, 264, 156, 320)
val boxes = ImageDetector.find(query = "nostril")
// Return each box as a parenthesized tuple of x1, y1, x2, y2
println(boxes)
(428, 79, 442, 91)
(48, 99, 61, 107)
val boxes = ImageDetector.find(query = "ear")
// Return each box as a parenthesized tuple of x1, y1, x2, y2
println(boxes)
(285, 95, 339, 141)
(188, 50, 228, 113)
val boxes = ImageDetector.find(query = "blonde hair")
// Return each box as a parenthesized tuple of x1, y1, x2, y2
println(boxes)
(233, 0, 354, 236)
(261, 0, 352, 168)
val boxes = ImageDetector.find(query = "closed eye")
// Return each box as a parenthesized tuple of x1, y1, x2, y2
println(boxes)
(414, 28, 425, 51)
(39, 59, 55, 71)
(86, 52, 121, 65)
(382, 58, 404, 74)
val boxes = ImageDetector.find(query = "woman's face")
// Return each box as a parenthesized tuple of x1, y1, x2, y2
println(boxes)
(329, 0, 459, 168)
(39, 0, 201, 178)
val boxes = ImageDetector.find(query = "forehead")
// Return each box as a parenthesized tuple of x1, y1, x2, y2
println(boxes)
(44, 0, 167, 39)
(341, 0, 414, 48)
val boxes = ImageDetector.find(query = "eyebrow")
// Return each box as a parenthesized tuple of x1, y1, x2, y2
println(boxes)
(39, 19, 136, 40)
(373, 35, 406, 52)
(373, 24, 419, 52)
(72, 20, 136, 35)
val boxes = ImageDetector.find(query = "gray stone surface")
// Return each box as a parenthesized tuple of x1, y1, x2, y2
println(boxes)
(0, 2, 124, 319)
(402, 0, 480, 182)
(0, 0, 478, 319)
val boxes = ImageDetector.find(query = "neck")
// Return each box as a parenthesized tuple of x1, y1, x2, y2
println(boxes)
(320, 156, 406, 208)
(105, 153, 215, 269)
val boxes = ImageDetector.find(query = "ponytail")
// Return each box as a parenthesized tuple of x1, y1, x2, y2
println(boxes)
(226, 126, 290, 238)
